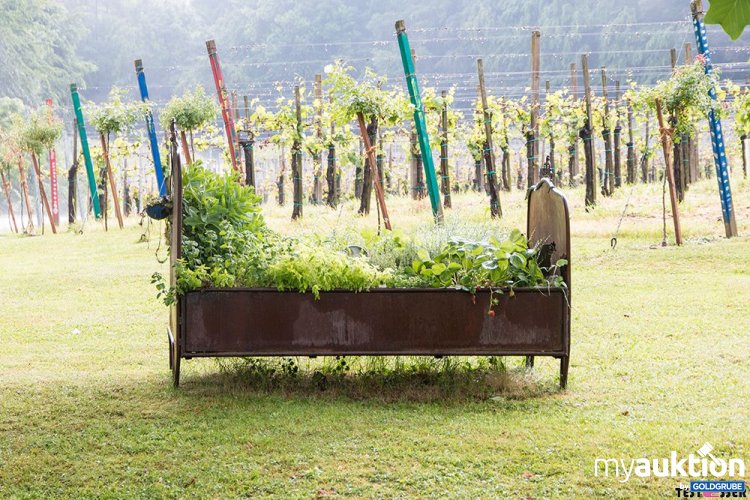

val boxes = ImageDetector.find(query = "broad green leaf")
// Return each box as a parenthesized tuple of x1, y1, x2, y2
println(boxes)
(705, 0, 750, 40)
(431, 263, 447, 275)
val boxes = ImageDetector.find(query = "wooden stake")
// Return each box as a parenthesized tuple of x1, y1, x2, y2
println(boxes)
(569, 62, 579, 184)
(18, 158, 34, 233)
(99, 134, 124, 229)
(291, 86, 303, 220)
(179, 131, 192, 165)
(655, 99, 682, 246)
(312, 74, 323, 204)
(30, 152, 57, 234)
(357, 113, 391, 230)
(530, 30, 541, 187)
(0, 169, 18, 233)
(440, 90, 452, 208)
(601, 67, 614, 195)
(477, 58, 502, 217)
(581, 54, 597, 208)
(68, 119, 78, 223)
(613, 80, 622, 188)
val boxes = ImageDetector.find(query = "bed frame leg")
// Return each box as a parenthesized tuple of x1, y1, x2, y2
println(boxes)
(172, 347, 181, 388)
(525, 356, 534, 369)
(169, 328, 180, 388)
(559, 355, 569, 389)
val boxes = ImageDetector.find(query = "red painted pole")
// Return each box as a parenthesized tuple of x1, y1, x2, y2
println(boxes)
(45, 99, 59, 225)
(206, 39, 240, 172)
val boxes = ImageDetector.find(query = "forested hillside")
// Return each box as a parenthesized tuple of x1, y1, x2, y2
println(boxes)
(2, 0, 748, 110)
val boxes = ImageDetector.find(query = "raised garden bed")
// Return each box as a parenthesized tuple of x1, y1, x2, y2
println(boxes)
(165, 139, 571, 388)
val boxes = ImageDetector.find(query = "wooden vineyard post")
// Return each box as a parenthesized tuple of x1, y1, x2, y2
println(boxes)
(240, 95, 256, 188)
(395, 20, 444, 223)
(529, 30, 541, 187)
(691, 0, 738, 237)
(354, 137, 367, 200)
(600, 67, 614, 196)
(291, 86, 303, 220)
(408, 48, 424, 201)
(668, 48, 685, 202)
(312, 74, 323, 205)
(179, 131, 192, 166)
(569, 62, 579, 186)
(580, 54, 597, 208)
(544, 80, 555, 179)
(17, 158, 34, 233)
(206, 40, 241, 173)
(476, 58, 502, 218)
(377, 132, 385, 193)
(29, 152, 57, 234)
(278, 145, 286, 206)
(500, 100, 511, 191)
(358, 117, 376, 215)
(99, 133, 124, 229)
(70, 84, 102, 218)
(68, 119, 78, 223)
(687, 43, 700, 183)
(613, 81, 622, 189)
(0, 169, 18, 233)
(655, 99, 683, 246)
(134, 59, 167, 197)
(357, 113, 391, 230)
(326, 96, 337, 208)
(626, 101, 636, 184)
(440, 90, 452, 208)
(642, 118, 651, 183)
(231, 90, 239, 122)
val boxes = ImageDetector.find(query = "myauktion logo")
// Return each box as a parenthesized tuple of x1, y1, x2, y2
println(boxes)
(594, 442, 746, 485)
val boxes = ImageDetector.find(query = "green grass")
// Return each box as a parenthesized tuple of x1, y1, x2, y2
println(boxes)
(1, 179, 749, 498)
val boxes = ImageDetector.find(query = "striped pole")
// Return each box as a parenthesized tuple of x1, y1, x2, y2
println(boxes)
(691, 0, 738, 237)
(134, 59, 167, 197)
(70, 84, 102, 219)
(206, 40, 241, 173)
(45, 99, 60, 225)
(395, 20, 443, 223)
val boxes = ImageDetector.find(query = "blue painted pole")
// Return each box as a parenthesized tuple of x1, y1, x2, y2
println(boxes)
(395, 19, 444, 223)
(691, 1, 738, 237)
(134, 59, 167, 197)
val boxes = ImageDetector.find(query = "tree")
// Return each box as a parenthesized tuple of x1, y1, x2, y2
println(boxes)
(0, 0, 92, 103)
(160, 86, 218, 165)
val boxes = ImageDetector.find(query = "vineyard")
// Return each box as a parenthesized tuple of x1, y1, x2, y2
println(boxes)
(1, 0, 750, 497)
(0, 8, 749, 240)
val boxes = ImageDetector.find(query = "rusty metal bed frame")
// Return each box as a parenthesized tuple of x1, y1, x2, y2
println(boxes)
(166, 139, 571, 389)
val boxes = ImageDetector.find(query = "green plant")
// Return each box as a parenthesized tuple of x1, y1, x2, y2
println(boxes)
(263, 240, 391, 299)
(87, 87, 148, 137)
(178, 162, 277, 293)
(17, 106, 62, 156)
(159, 86, 217, 132)
(408, 229, 566, 292)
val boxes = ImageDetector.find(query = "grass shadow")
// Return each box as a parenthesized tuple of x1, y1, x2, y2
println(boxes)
(177, 356, 563, 404)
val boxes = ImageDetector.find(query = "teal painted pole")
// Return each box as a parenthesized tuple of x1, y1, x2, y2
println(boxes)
(70, 84, 101, 219)
(395, 20, 443, 222)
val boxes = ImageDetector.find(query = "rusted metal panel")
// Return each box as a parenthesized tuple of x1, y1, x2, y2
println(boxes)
(182, 288, 567, 356)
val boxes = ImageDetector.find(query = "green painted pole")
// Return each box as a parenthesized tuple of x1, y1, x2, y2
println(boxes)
(395, 20, 443, 223)
(70, 84, 101, 219)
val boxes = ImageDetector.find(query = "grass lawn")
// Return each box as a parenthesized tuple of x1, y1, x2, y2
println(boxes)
(1, 178, 749, 498)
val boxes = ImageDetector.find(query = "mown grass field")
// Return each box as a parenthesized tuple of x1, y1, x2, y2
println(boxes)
(1, 178, 749, 498)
